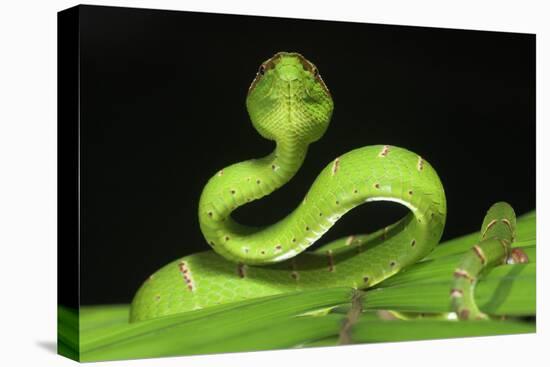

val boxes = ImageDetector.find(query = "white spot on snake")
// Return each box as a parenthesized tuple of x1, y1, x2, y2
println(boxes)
(217, 170, 224, 176)
(274, 244, 283, 253)
(378, 145, 390, 157)
(345, 236, 355, 245)
(447, 312, 458, 320)
(331, 158, 340, 176)
(450, 289, 463, 298)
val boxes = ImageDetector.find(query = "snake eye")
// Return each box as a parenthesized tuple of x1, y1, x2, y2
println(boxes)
(258, 65, 266, 75)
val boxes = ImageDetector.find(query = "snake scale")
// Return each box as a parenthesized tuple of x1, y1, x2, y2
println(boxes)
(129, 52, 525, 323)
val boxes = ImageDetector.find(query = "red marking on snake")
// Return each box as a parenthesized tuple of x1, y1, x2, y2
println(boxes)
(459, 309, 470, 320)
(331, 158, 340, 175)
(379, 145, 390, 157)
(178, 261, 195, 292)
(417, 156, 424, 171)
(453, 268, 475, 283)
(237, 263, 247, 278)
(510, 248, 529, 264)
(501, 218, 514, 233)
(481, 219, 497, 239)
(472, 245, 487, 265)
(327, 250, 335, 272)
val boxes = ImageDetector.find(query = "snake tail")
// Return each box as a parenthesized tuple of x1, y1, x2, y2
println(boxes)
(450, 202, 529, 320)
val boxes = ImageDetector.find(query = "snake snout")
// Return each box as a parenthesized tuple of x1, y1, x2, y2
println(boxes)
(276, 64, 301, 82)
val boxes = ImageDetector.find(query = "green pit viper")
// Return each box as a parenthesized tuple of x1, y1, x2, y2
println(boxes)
(130, 52, 528, 322)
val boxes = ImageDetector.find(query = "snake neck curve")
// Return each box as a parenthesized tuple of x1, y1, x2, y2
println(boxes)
(198, 138, 309, 263)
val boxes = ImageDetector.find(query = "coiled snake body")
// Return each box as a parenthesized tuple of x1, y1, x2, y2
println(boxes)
(130, 52, 450, 322)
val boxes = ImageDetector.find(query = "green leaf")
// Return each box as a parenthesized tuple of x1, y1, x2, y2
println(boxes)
(66, 211, 536, 361)
(351, 319, 535, 343)
(362, 263, 535, 316)
(79, 287, 353, 361)
(58, 306, 79, 359)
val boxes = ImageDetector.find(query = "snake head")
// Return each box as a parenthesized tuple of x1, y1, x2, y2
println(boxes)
(246, 52, 334, 144)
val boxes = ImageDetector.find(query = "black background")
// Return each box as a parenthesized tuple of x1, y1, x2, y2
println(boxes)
(78, 5, 535, 305)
